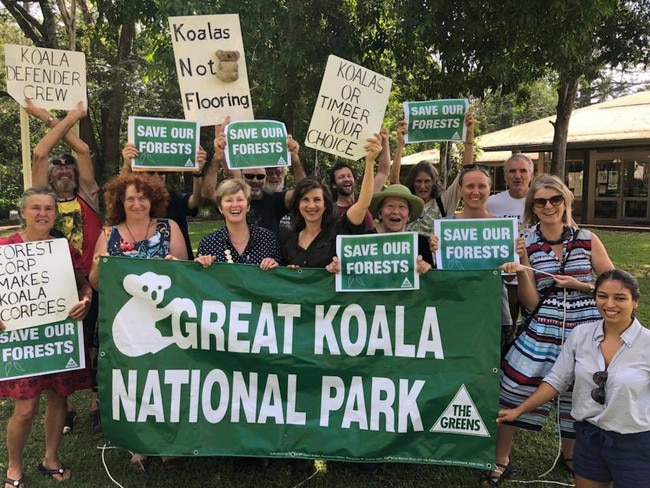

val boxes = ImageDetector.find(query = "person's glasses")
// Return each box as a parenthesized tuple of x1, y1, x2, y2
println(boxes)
(461, 164, 491, 177)
(51, 159, 75, 167)
(533, 195, 564, 208)
(590, 370, 608, 405)
(243, 173, 266, 180)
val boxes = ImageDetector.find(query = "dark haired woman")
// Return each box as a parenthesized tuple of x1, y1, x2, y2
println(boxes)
(281, 134, 382, 268)
(498, 269, 650, 488)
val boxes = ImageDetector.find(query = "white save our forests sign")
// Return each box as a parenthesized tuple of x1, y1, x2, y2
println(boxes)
(305, 55, 392, 160)
(0, 239, 79, 331)
(4, 44, 87, 109)
(168, 14, 254, 126)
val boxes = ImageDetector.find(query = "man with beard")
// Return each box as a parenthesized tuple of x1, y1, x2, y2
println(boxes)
(264, 166, 287, 194)
(230, 134, 305, 237)
(329, 127, 392, 232)
(27, 99, 103, 433)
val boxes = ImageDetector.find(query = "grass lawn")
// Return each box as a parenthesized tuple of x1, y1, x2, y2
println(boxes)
(0, 223, 648, 487)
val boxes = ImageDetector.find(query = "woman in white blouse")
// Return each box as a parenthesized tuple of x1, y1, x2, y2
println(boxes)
(497, 269, 650, 488)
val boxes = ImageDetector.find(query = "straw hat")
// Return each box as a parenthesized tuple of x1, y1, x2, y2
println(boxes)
(370, 184, 424, 223)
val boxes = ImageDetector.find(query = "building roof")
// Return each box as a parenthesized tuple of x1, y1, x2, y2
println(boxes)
(477, 90, 650, 152)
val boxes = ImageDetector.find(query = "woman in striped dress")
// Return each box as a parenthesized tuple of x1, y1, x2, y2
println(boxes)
(480, 175, 614, 487)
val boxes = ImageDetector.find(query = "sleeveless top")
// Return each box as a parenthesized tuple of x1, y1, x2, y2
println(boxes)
(106, 219, 171, 259)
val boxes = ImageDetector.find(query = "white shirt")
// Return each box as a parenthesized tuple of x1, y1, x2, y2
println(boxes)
(544, 318, 650, 434)
(486, 191, 526, 228)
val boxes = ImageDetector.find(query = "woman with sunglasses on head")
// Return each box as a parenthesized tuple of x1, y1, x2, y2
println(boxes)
(429, 164, 514, 358)
(481, 174, 614, 487)
(497, 269, 650, 488)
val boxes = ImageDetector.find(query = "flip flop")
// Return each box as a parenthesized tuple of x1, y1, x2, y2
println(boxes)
(37, 463, 70, 481)
(3, 476, 26, 488)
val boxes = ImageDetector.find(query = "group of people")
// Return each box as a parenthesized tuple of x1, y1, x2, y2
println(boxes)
(1, 101, 648, 488)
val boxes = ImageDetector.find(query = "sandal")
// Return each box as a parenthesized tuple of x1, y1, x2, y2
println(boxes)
(62, 410, 76, 435)
(478, 462, 513, 487)
(37, 463, 70, 482)
(3, 476, 26, 488)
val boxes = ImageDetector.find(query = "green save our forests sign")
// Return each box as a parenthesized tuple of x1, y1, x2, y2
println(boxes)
(128, 116, 200, 171)
(403, 99, 469, 143)
(98, 258, 501, 468)
(434, 218, 518, 270)
(336, 233, 419, 292)
(225, 120, 289, 169)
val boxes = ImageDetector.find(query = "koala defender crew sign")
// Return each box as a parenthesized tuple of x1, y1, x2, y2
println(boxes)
(169, 14, 254, 126)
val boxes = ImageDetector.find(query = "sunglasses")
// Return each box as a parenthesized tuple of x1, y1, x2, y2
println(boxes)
(590, 370, 608, 405)
(533, 195, 564, 208)
(461, 164, 490, 174)
(51, 159, 76, 167)
(243, 173, 266, 180)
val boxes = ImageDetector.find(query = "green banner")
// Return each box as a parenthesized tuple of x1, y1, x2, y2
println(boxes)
(434, 218, 517, 270)
(336, 233, 418, 291)
(403, 99, 468, 143)
(225, 120, 289, 169)
(128, 116, 200, 171)
(98, 257, 501, 469)
(0, 319, 85, 379)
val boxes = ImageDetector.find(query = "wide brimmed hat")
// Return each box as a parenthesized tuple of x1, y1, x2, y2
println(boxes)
(370, 184, 424, 223)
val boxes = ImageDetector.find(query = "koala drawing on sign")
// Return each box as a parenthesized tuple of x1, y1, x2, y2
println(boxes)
(215, 49, 240, 83)
(112, 272, 194, 357)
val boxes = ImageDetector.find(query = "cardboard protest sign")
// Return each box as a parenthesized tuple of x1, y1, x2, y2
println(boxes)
(305, 55, 392, 160)
(336, 233, 419, 292)
(225, 120, 289, 170)
(4, 44, 87, 110)
(128, 116, 200, 171)
(403, 99, 469, 143)
(0, 320, 86, 380)
(168, 14, 253, 126)
(434, 218, 518, 270)
(0, 238, 79, 330)
(99, 257, 502, 467)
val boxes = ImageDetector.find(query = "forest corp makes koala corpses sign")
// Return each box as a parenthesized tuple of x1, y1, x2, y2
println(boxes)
(4, 44, 87, 110)
(306, 55, 392, 160)
(168, 14, 253, 126)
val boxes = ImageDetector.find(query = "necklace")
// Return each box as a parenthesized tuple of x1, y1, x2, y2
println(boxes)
(125, 219, 152, 243)
(538, 225, 570, 245)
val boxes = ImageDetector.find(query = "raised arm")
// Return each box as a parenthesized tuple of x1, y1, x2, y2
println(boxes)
(283, 134, 307, 208)
(462, 111, 475, 166)
(188, 146, 207, 209)
(346, 133, 382, 225)
(373, 126, 391, 191)
(389, 120, 407, 184)
(28, 100, 92, 187)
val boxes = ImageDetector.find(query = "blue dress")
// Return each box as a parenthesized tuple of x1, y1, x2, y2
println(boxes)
(106, 219, 171, 258)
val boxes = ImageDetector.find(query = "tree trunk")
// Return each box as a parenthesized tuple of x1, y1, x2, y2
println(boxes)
(100, 21, 135, 182)
(550, 77, 579, 178)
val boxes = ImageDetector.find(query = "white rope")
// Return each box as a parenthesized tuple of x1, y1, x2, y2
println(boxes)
(96, 444, 127, 488)
(289, 467, 320, 488)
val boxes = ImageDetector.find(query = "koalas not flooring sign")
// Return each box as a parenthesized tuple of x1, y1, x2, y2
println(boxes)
(98, 257, 501, 468)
